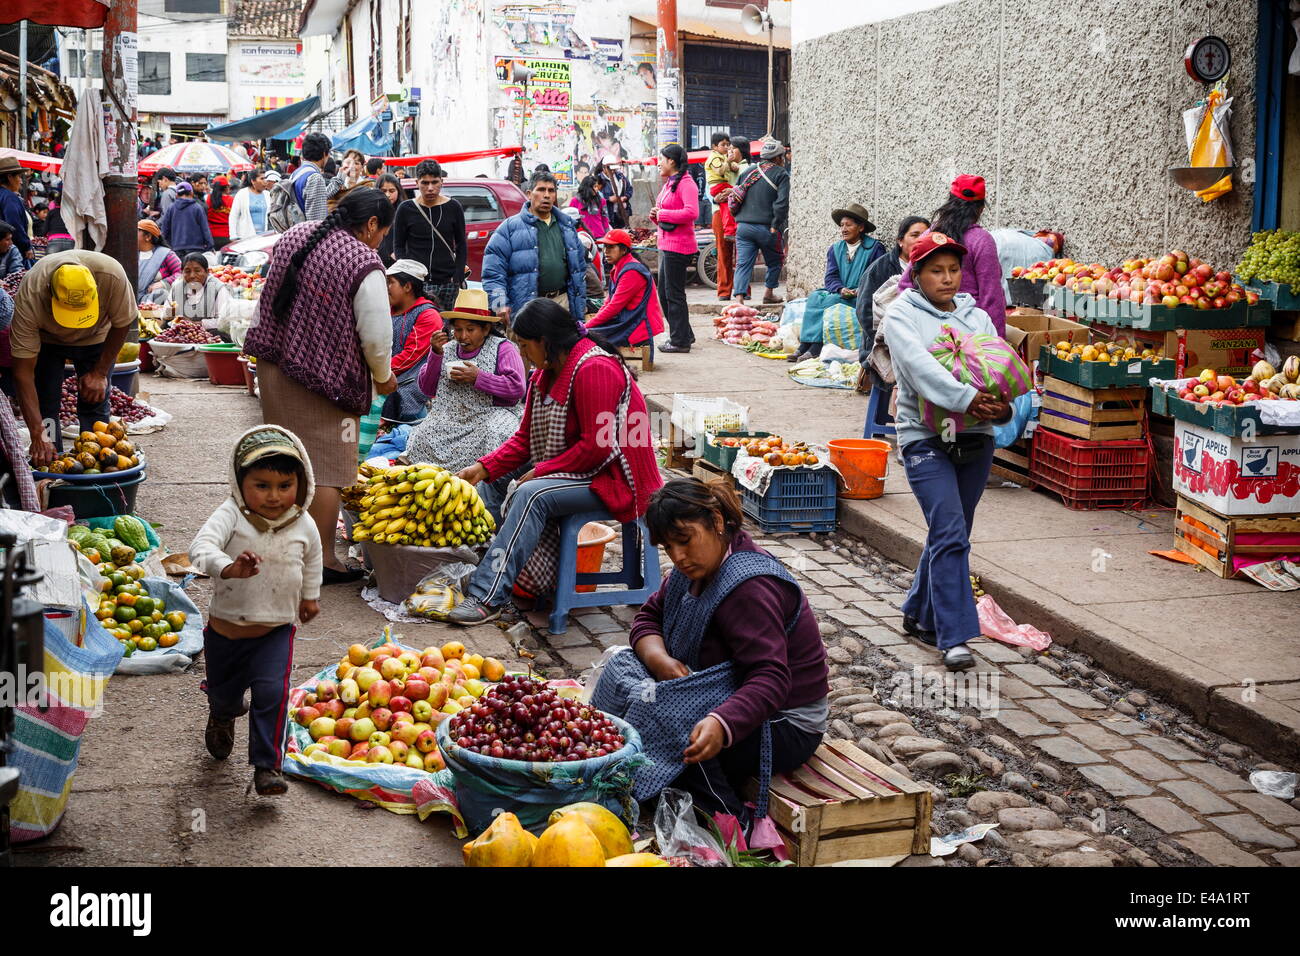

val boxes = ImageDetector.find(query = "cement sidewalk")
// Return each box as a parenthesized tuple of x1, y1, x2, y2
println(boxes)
(643, 288, 1300, 765)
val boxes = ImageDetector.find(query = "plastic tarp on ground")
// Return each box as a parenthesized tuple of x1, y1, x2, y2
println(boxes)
(204, 96, 321, 144)
(106, 578, 205, 675)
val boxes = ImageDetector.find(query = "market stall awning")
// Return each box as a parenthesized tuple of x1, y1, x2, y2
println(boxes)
(383, 146, 523, 167)
(204, 95, 320, 144)
(331, 114, 392, 156)
(0, 0, 108, 28)
(0, 147, 63, 173)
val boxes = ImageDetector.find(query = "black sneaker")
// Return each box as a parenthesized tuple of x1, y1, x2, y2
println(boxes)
(205, 713, 235, 760)
(902, 615, 938, 647)
(253, 766, 288, 796)
(446, 596, 502, 626)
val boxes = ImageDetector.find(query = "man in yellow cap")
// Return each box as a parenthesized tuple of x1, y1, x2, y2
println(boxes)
(11, 249, 136, 466)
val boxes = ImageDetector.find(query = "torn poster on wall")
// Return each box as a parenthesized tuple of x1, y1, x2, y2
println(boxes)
(495, 57, 572, 111)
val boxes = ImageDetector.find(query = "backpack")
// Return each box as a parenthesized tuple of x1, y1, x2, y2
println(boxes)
(267, 165, 319, 233)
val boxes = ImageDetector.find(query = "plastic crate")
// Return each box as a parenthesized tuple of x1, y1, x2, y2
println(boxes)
(741, 467, 839, 533)
(1029, 427, 1150, 510)
(701, 431, 771, 472)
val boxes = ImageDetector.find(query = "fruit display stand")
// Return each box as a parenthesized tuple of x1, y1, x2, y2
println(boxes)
(991, 434, 1034, 485)
(1173, 496, 1300, 579)
(37, 458, 148, 520)
(742, 739, 932, 866)
(1150, 380, 1295, 438)
(1038, 346, 1175, 389)
(1039, 377, 1146, 441)
(1053, 292, 1268, 331)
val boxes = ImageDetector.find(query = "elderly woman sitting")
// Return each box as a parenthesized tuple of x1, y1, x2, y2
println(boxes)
(792, 203, 886, 363)
(136, 219, 182, 305)
(169, 253, 231, 329)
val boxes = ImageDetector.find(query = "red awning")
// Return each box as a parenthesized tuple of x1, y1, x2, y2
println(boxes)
(0, 0, 110, 28)
(0, 147, 63, 173)
(382, 146, 523, 167)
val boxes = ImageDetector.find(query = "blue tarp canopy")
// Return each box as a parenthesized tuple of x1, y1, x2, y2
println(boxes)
(205, 96, 321, 143)
(331, 114, 392, 155)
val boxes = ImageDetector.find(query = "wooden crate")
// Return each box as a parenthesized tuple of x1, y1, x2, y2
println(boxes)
(691, 458, 734, 490)
(1173, 496, 1300, 579)
(746, 739, 932, 866)
(991, 435, 1033, 484)
(1040, 376, 1146, 441)
(619, 345, 655, 372)
(1270, 312, 1300, 343)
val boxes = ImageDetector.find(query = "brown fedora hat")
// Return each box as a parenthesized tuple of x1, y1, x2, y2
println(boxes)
(831, 203, 875, 234)
(0, 156, 24, 177)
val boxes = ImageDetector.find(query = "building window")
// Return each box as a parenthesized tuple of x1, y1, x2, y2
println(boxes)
(140, 52, 172, 96)
(402, 0, 412, 77)
(369, 1, 383, 101)
(164, 0, 221, 12)
(67, 51, 103, 79)
(186, 53, 226, 82)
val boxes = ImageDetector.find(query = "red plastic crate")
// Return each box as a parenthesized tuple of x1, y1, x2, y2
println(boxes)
(1029, 426, 1151, 510)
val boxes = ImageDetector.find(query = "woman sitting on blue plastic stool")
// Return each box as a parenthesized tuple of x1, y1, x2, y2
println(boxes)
(592, 478, 829, 828)
(443, 297, 661, 624)
(884, 231, 1012, 672)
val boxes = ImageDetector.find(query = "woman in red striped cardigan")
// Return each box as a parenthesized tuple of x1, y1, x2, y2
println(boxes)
(445, 296, 662, 624)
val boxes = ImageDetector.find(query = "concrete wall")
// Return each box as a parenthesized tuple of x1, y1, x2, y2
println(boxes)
(786, 0, 1258, 295)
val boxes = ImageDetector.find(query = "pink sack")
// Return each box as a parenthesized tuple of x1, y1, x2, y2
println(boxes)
(917, 325, 1033, 435)
(976, 594, 1052, 651)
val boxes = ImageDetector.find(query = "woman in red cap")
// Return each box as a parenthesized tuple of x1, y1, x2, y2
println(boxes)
(884, 231, 1011, 671)
(585, 228, 665, 348)
(898, 174, 1007, 335)
(206, 175, 234, 250)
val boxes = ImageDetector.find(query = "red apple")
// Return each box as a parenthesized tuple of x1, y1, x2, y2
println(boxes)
(1243, 379, 1260, 394)
(1212, 297, 1226, 309)
(368, 679, 393, 707)
(416, 729, 438, 753)
(1216, 375, 1235, 391)
(371, 707, 393, 731)
(320, 698, 345, 720)
(389, 696, 412, 714)
(295, 705, 320, 727)
(335, 716, 355, 740)
(404, 678, 430, 702)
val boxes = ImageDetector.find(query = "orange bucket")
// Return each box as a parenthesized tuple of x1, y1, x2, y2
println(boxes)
(512, 521, 618, 599)
(828, 439, 891, 500)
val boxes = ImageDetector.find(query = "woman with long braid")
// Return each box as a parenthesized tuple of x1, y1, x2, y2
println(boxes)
(244, 189, 398, 584)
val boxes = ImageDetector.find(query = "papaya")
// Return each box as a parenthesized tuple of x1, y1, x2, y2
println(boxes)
(547, 802, 633, 859)
(110, 544, 137, 566)
(605, 853, 670, 867)
(464, 812, 538, 867)
(531, 814, 606, 867)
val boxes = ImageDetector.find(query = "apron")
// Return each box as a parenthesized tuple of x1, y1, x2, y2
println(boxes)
(382, 302, 437, 424)
(512, 344, 636, 596)
(403, 335, 522, 474)
(590, 550, 801, 814)
(801, 238, 876, 344)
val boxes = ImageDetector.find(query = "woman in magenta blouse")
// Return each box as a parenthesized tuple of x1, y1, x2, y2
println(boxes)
(402, 287, 524, 473)
(566, 175, 610, 240)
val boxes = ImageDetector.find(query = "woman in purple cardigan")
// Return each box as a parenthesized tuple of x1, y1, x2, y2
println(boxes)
(402, 287, 524, 472)
(613, 479, 829, 822)
(897, 175, 1007, 335)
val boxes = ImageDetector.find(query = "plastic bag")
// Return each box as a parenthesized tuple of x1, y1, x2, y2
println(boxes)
(1183, 86, 1234, 202)
(653, 788, 730, 867)
(402, 562, 478, 620)
(917, 327, 1033, 435)
(976, 594, 1052, 651)
(993, 391, 1037, 449)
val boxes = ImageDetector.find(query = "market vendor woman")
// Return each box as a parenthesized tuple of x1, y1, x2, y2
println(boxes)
(593, 478, 829, 823)
(170, 253, 232, 329)
(792, 203, 885, 362)
(10, 250, 136, 465)
(443, 297, 660, 624)
(403, 287, 524, 472)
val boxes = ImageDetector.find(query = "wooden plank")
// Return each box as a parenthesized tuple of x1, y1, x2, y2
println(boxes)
(805, 826, 917, 866)
(804, 753, 879, 800)
(808, 748, 896, 799)
(827, 739, 925, 795)
(1044, 377, 1147, 404)
(912, 789, 935, 854)
(789, 765, 856, 802)
(819, 797, 918, 833)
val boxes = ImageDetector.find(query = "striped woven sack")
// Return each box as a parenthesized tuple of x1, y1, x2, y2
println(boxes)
(917, 325, 1033, 436)
(821, 302, 863, 351)
(10, 617, 123, 842)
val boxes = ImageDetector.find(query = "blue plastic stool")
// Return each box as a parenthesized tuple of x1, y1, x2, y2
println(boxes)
(862, 386, 897, 439)
(549, 511, 660, 636)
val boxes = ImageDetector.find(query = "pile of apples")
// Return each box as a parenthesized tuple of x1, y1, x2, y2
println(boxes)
(293, 639, 507, 771)
(210, 265, 265, 299)
(1014, 252, 1259, 310)
(736, 434, 820, 468)
(1173, 358, 1300, 405)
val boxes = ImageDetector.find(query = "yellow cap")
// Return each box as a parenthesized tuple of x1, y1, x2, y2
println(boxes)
(50, 264, 99, 330)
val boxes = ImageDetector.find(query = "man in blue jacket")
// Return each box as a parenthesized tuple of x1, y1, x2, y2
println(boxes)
(482, 171, 586, 325)
(159, 181, 214, 259)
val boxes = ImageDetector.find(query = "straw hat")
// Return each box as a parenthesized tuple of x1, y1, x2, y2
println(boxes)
(441, 288, 499, 323)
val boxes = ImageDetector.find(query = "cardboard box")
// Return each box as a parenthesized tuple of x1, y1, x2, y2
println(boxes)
(1173, 419, 1300, 516)
(1004, 311, 1088, 365)
(1091, 323, 1266, 378)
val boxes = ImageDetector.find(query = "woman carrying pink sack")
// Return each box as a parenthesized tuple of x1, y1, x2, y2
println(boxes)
(883, 232, 1016, 672)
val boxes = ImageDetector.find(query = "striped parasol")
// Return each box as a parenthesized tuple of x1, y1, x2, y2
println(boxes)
(137, 141, 254, 177)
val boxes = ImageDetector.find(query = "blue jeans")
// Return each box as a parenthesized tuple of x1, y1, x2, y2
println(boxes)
(900, 436, 994, 650)
(733, 222, 783, 295)
(467, 476, 602, 607)
(201, 623, 295, 769)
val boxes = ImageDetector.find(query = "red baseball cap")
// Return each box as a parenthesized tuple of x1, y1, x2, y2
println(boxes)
(950, 174, 986, 201)
(908, 230, 968, 266)
(597, 228, 635, 247)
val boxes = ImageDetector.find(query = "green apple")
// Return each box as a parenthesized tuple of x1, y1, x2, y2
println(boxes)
(411, 699, 433, 722)
(350, 716, 376, 742)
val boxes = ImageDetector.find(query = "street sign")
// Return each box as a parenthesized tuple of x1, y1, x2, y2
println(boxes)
(380, 110, 393, 121)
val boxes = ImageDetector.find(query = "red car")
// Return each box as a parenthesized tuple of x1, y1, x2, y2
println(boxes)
(220, 178, 527, 281)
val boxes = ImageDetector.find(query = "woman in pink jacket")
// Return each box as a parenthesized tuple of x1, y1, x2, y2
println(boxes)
(651, 144, 699, 353)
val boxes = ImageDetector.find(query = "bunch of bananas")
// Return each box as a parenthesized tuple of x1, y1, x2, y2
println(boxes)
(346, 463, 496, 548)
(137, 315, 165, 340)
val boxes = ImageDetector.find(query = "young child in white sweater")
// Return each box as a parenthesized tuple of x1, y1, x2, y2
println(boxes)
(190, 426, 322, 795)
